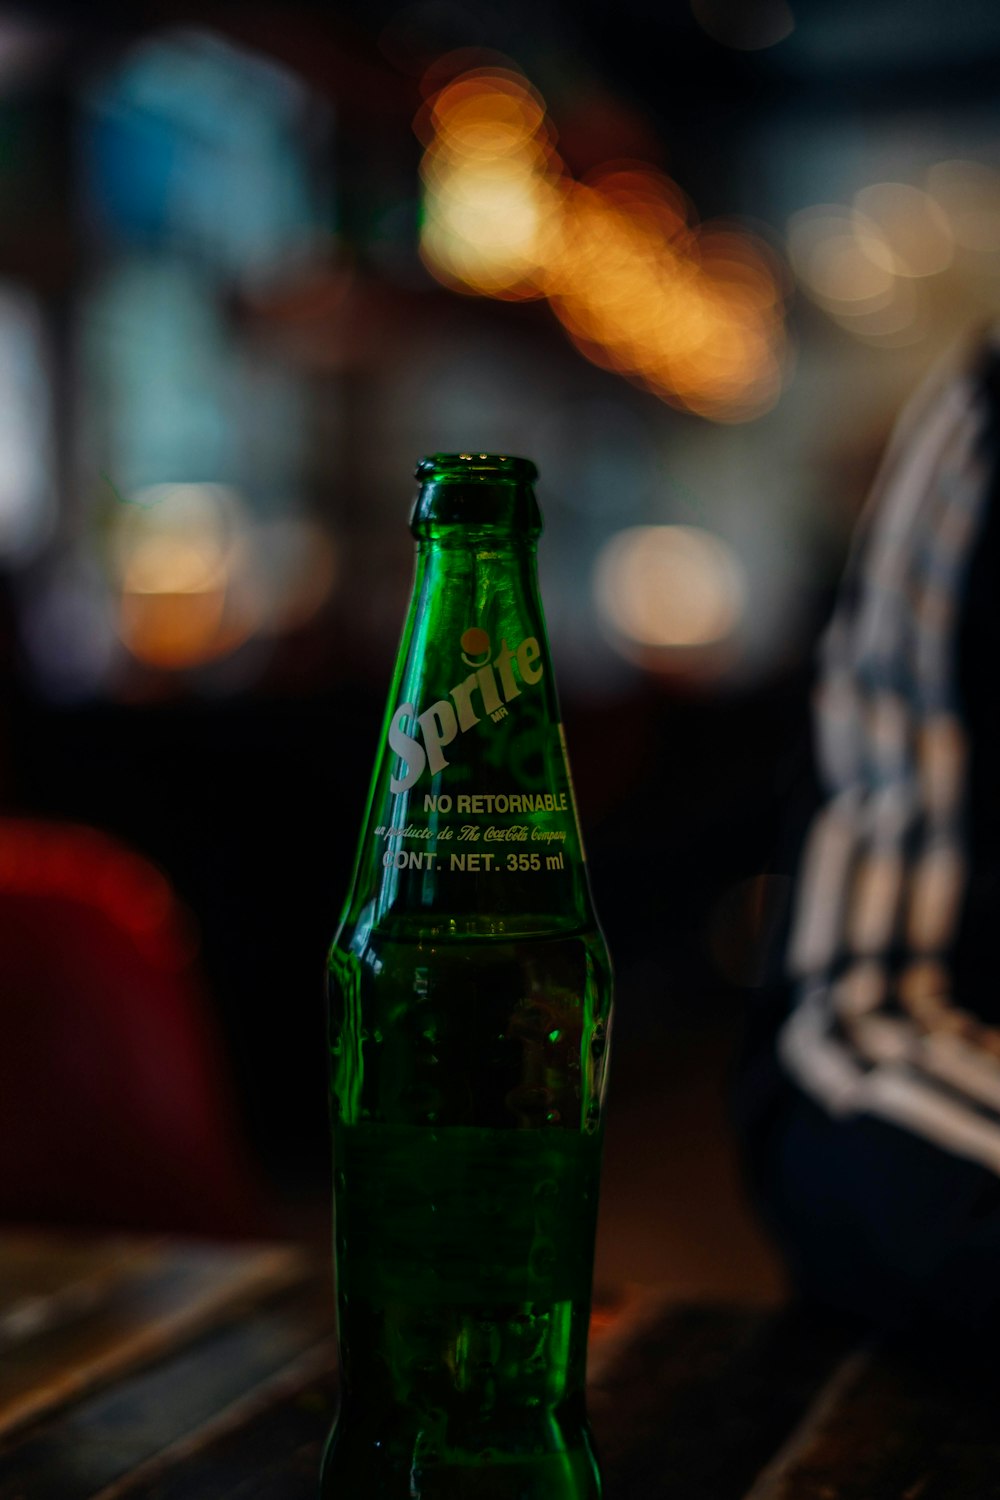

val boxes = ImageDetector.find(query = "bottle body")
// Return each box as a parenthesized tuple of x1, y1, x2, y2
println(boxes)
(325, 922, 608, 1497)
(323, 456, 612, 1499)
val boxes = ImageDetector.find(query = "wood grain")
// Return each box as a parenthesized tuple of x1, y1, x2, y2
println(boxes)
(591, 1297, 858, 1500)
(744, 1337, 1000, 1500)
(0, 1236, 307, 1440)
(18, 1232, 986, 1500)
(0, 1279, 333, 1500)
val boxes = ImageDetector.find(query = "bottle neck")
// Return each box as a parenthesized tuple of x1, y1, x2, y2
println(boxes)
(341, 524, 595, 941)
(410, 454, 541, 540)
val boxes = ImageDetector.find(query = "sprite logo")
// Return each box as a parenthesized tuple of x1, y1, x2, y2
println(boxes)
(388, 627, 544, 793)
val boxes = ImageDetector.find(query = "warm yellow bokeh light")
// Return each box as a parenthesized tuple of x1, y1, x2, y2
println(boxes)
(122, 534, 228, 596)
(787, 201, 928, 345)
(853, 182, 953, 278)
(112, 482, 258, 670)
(788, 207, 896, 309)
(420, 153, 562, 298)
(593, 524, 747, 651)
(427, 70, 548, 158)
(417, 66, 787, 420)
(806, 232, 895, 304)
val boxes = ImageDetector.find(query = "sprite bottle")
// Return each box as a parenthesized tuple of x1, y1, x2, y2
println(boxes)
(322, 453, 613, 1499)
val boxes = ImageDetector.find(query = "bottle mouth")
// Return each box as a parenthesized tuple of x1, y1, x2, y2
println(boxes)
(415, 453, 539, 483)
(411, 453, 542, 536)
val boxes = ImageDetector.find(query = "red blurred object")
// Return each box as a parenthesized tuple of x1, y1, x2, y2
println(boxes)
(0, 819, 270, 1236)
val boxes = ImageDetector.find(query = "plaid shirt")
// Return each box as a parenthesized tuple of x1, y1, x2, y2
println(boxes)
(778, 333, 1000, 1173)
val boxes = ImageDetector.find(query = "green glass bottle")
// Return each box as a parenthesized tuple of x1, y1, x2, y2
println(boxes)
(322, 454, 613, 1499)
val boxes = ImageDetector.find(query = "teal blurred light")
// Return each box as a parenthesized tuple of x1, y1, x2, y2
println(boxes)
(80, 27, 328, 273)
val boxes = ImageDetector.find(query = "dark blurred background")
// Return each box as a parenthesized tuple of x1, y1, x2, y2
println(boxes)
(3, 0, 1000, 1296)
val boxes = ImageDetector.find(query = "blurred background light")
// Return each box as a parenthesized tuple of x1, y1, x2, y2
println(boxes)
(82, 260, 236, 494)
(81, 28, 325, 278)
(926, 160, 1000, 254)
(0, 287, 54, 563)
(417, 65, 562, 300)
(0, 17, 65, 90)
(104, 485, 338, 674)
(689, 0, 795, 52)
(111, 483, 258, 672)
(62, 26, 333, 697)
(20, 557, 119, 703)
(418, 63, 788, 421)
(593, 524, 747, 672)
(787, 200, 930, 345)
(852, 182, 953, 278)
(253, 519, 338, 637)
(788, 207, 896, 310)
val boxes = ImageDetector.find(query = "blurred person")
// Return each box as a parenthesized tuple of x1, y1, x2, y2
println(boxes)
(741, 325, 1000, 1340)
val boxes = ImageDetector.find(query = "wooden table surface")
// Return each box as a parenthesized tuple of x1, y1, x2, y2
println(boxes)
(0, 1230, 995, 1500)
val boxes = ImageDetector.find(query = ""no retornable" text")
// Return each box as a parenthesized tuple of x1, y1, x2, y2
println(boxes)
(424, 792, 568, 814)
